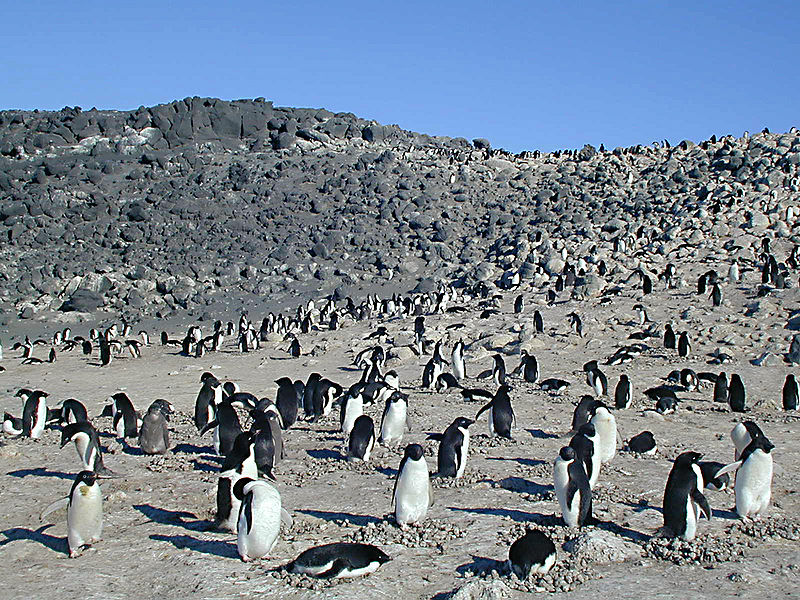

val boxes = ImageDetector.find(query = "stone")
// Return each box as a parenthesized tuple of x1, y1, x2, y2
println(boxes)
(60, 289, 104, 312)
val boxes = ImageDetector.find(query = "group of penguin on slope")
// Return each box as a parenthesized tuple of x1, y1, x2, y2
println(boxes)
(2, 259, 796, 582)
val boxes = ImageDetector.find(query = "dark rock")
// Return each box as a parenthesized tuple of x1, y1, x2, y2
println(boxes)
(60, 289, 105, 312)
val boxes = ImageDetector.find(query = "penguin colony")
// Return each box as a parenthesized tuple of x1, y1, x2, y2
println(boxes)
(1, 233, 799, 596)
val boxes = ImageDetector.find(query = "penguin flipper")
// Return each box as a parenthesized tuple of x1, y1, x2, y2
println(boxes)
(40, 497, 69, 522)
(714, 461, 742, 479)
(319, 558, 350, 579)
(475, 401, 492, 420)
(426, 433, 444, 441)
(280, 508, 294, 529)
(199, 420, 219, 436)
(692, 489, 712, 521)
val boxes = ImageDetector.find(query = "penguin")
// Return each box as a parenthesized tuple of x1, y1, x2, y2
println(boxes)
(507, 529, 557, 579)
(311, 379, 343, 421)
(713, 372, 728, 403)
(710, 284, 722, 307)
(275, 377, 299, 428)
(475, 385, 515, 439)
(393, 443, 433, 528)
(105, 392, 139, 440)
(302, 373, 321, 419)
(614, 374, 632, 409)
(662, 451, 712, 541)
(492, 354, 506, 386)
(347, 415, 375, 462)
(714, 436, 775, 520)
(553, 446, 593, 528)
(728, 374, 747, 412)
(514, 294, 524, 314)
(99, 338, 112, 366)
(40, 470, 103, 558)
(699, 461, 730, 491)
(429, 417, 473, 478)
(3, 412, 23, 435)
(569, 422, 600, 489)
(60, 422, 115, 476)
(19, 389, 48, 439)
(249, 411, 278, 480)
(215, 432, 257, 533)
(677, 332, 690, 358)
(570, 395, 595, 432)
(533, 310, 544, 334)
(286, 543, 391, 579)
(451, 340, 466, 381)
(200, 399, 242, 456)
(664, 324, 676, 349)
(782, 373, 798, 410)
(460, 388, 493, 403)
(731, 421, 765, 461)
(567, 312, 584, 337)
(435, 372, 462, 392)
(421, 357, 442, 390)
(586, 366, 608, 396)
(55, 399, 89, 426)
(234, 478, 288, 562)
(540, 378, 570, 392)
(518, 351, 539, 383)
(139, 401, 170, 455)
(589, 400, 617, 464)
(339, 390, 364, 438)
(627, 431, 657, 455)
(289, 336, 301, 358)
(379, 391, 410, 445)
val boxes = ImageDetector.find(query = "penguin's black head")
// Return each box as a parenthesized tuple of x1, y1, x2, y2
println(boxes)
(200, 371, 215, 383)
(404, 443, 424, 461)
(559, 446, 576, 461)
(675, 451, 703, 466)
(753, 436, 775, 453)
(275, 377, 292, 387)
(742, 421, 764, 439)
(233, 477, 256, 501)
(582, 360, 598, 373)
(577, 422, 596, 437)
(373, 547, 392, 564)
(150, 399, 172, 417)
(454, 417, 474, 429)
(75, 470, 97, 487)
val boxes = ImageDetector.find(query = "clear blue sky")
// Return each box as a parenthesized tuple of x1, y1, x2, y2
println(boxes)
(2, 1, 798, 153)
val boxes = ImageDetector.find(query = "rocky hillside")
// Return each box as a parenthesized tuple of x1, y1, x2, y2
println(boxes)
(0, 97, 797, 323)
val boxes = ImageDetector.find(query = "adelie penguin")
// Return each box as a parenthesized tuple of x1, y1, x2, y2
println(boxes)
(61, 422, 115, 477)
(40, 470, 103, 558)
(514, 294, 524, 314)
(569, 422, 600, 489)
(103, 392, 140, 441)
(475, 385, 515, 439)
(275, 377, 299, 428)
(782, 373, 798, 410)
(286, 542, 391, 579)
(393, 443, 433, 528)
(662, 451, 711, 541)
(215, 432, 257, 533)
(627, 431, 657, 455)
(428, 417, 473, 478)
(139, 400, 171, 455)
(507, 529, 557, 579)
(347, 415, 375, 462)
(515, 350, 539, 383)
(728, 374, 747, 412)
(491, 353, 506, 386)
(677, 332, 690, 358)
(614, 374, 632, 409)
(234, 477, 292, 562)
(18, 389, 48, 439)
(201, 398, 242, 456)
(451, 339, 466, 381)
(664, 324, 676, 349)
(589, 400, 617, 464)
(553, 446, 593, 528)
(714, 435, 775, 520)
(713, 372, 728, 403)
(379, 391, 410, 446)
(533, 310, 544, 334)
(731, 421, 765, 461)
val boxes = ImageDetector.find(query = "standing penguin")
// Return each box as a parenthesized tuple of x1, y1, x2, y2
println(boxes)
(533, 310, 544, 334)
(664, 324, 676, 349)
(195, 373, 222, 431)
(393, 443, 433, 528)
(662, 451, 712, 541)
(41, 470, 103, 558)
(201, 399, 242, 456)
(782, 373, 798, 410)
(275, 377, 299, 429)
(569, 423, 601, 489)
(507, 529, 557, 579)
(234, 478, 287, 562)
(302, 373, 322, 419)
(249, 410, 278, 480)
(518, 351, 539, 383)
(728, 374, 747, 412)
(105, 392, 140, 441)
(19, 389, 48, 439)
(216, 432, 257, 533)
(347, 415, 375, 462)
(492, 354, 506, 386)
(614, 374, 632, 409)
(429, 417, 473, 478)
(714, 435, 775, 520)
(60, 422, 114, 476)
(451, 340, 466, 381)
(99, 338, 112, 367)
(589, 401, 617, 464)
(514, 294, 524, 314)
(677, 332, 690, 358)
(586, 366, 608, 396)
(339, 390, 364, 439)
(710, 284, 722, 307)
(378, 391, 410, 446)
(553, 446, 593, 528)
(475, 385, 515, 439)
(139, 401, 170, 455)
(731, 421, 766, 461)
(713, 372, 728, 403)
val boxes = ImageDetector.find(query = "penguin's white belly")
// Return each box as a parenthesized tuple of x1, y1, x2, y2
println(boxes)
(553, 461, 577, 527)
(342, 400, 363, 437)
(381, 406, 406, 444)
(212, 426, 221, 455)
(237, 487, 281, 560)
(488, 407, 495, 436)
(587, 454, 600, 489)
(455, 432, 470, 479)
(593, 416, 617, 464)
(453, 356, 464, 380)
(395, 463, 430, 525)
(31, 402, 47, 438)
(68, 487, 102, 553)
(683, 496, 698, 540)
(736, 454, 773, 517)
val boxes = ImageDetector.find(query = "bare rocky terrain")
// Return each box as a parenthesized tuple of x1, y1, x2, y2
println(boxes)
(0, 100, 799, 599)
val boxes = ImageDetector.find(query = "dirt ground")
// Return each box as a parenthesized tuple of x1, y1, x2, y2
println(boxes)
(1, 245, 798, 600)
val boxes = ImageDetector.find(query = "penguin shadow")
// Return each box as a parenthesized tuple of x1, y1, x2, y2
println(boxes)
(375, 466, 398, 478)
(592, 518, 650, 544)
(525, 428, 559, 440)
(297, 509, 382, 527)
(337, 366, 362, 372)
(6, 467, 73, 480)
(306, 448, 342, 460)
(448, 506, 539, 523)
(0, 524, 68, 555)
(453, 555, 507, 578)
(122, 445, 144, 456)
(190, 459, 221, 473)
(172, 443, 207, 455)
(485, 457, 546, 468)
(149, 533, 238, 559)
(133, 504, 209, 532)
(497, 476, 552, 496)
